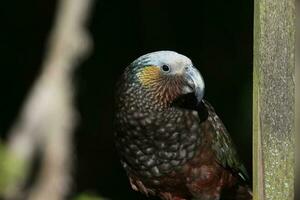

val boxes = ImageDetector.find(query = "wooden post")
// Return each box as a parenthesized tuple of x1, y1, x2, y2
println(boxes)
(253, 0, 295, 200)
(296, 1, 300, 199)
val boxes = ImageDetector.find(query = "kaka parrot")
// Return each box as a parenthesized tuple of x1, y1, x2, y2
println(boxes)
(114, 51, 252, 200)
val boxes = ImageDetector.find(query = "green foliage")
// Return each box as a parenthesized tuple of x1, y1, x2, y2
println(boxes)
(0, 142, 27, 195)
(74, 193, 106, 200)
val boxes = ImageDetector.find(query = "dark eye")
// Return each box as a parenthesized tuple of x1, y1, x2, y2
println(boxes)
(161, 65, 170, 72)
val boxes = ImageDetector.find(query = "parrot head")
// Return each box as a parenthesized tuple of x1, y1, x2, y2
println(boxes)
(123, 51, 205, 109)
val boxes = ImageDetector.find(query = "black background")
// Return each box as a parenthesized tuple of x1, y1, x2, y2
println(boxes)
(0, 0, 253, 199)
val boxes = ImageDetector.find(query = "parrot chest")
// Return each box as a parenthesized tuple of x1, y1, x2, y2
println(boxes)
(115, 108, 202, 180)
(122, 122, 237, 200)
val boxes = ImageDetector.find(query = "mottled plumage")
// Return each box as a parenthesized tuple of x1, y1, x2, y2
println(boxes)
(115, 51, 251, 200)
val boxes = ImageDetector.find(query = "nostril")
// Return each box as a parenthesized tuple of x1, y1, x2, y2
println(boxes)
(185, 67, 189, 70)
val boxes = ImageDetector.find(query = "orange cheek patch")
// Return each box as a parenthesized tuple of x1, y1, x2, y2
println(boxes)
(137, 66, 161, 87)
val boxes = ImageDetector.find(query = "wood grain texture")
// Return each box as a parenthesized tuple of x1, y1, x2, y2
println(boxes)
(253, 0, 295, 200)
(295, 1, 299, 199)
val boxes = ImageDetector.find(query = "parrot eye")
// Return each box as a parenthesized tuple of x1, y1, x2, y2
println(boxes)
(161, 65, 170, 72)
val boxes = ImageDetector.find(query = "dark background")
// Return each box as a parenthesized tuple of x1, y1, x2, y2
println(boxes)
(0, 0, 253, 199)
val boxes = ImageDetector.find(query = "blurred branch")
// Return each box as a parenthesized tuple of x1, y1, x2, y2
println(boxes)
(2, 0, 94, 200)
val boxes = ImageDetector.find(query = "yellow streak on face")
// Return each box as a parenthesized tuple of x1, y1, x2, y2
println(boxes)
(137, 66, 161, 87)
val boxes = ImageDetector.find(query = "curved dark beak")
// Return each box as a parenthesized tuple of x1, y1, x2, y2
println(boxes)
(184, 66, 205, 104)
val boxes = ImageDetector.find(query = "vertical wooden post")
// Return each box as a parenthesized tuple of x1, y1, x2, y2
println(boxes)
(296, 1, 300, 199)
(253, 0, 295, 200)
